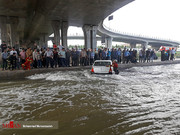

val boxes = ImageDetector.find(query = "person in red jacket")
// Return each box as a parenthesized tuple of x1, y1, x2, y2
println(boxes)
(53, 43, 57, 49)
(112, 60, 119, 74)
(22, 57, 33, 70)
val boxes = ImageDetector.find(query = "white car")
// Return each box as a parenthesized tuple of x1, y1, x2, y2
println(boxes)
(91, 60, 114, 74)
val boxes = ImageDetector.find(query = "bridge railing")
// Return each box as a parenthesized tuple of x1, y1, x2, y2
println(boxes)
(103, 24, 180, 43)
(68, 33, 84, 36)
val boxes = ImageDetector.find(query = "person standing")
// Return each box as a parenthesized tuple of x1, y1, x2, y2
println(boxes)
(59, 47, 66, 67)
(10, 47, 17, 56)
(167, 49, 170, 61)
(11, 53, 17, 70)
(90, 49, 95, 65)
(117, 48, 121, 63)
(146, 49, 151, 63)
(33, 49, 38, 68)
(1, 41, 7, 52)
(102, 50, 106, 60)
(53, 49, 58, 68)
(170, 48, 176, 61)
(10, 47, 17, 69)
(139, 49, 143, 63)
(80, 49, 87, 66)
(20, 48, 26, 64)
(86, 49, 91, 65)
(124, 49, 130, 63)
(111, 48, 115, 60)
(37, 50, 42, 68)
(53, 43, 57, 49)
(2, 49, 8, 70)
(26, 48, 33, 58)
(71, 49, 77, 66)
(45, 48, 53, 68)
(94, 49, 99, 60)
(150, 49, 155, 62)
(16, 54, 21, 70)
(66, 49, 71, 67)
(112, 60, 119, 74)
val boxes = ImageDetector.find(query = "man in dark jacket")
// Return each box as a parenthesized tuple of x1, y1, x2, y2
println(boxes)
(1, 41, 7, 52)
(66, 49, 71, 67)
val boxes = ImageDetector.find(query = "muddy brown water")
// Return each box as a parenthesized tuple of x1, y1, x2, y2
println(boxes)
(0, 64, 180, 135)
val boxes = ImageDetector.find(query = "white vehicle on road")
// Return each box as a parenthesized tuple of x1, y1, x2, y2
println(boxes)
(91, 60, 114, 74)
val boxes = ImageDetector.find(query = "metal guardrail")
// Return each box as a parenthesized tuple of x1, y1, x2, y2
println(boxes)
(68, 33, 84, 36)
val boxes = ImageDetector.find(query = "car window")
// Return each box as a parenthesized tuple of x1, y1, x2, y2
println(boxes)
(94, 62, 111, 66)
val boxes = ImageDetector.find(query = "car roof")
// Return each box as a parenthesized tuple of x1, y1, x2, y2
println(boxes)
(94, 60, 112, 62)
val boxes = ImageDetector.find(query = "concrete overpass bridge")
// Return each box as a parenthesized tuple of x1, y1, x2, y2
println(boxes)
(1, 0, 179, 50)
(98, 22, 180, 50)
(48, 23, 180, 50)
(0, 0, 134, 48)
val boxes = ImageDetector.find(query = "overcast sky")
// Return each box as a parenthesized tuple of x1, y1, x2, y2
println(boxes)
(104, 0, 180, 42)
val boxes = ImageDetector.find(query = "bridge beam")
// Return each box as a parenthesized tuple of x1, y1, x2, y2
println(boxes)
(61, 21, 68, 49)
(51, 20, 61, 46)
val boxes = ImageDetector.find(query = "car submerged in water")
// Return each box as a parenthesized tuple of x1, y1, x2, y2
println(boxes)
(91, 60, 115, 74)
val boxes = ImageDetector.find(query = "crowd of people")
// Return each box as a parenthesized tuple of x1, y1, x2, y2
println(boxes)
(160, 47, 176, 61)
(0, 42, 177, 71)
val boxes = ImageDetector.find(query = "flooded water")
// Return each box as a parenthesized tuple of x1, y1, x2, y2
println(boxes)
(1, 64, 180, 135)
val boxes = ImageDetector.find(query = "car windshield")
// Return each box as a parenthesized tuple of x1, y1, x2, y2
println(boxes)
(94, 62, 111, 66)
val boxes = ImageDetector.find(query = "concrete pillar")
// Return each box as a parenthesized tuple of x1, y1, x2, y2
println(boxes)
(10, 17, 19, 48)
(141, 42, 148, 50)
(130, 43, 136, 48)
(105, 37, 113, 49)
(39, 33, 48, 48)
(61, 21, 68, 49)
(51, 20, 60, 46)
(83, 25, 98, 50)
(0, 16, 8, 44)
(91, 26, 98, 50)
(101, 35, 106, 45)
(151, 45, 160, 51)
(83, 25, 91, 49)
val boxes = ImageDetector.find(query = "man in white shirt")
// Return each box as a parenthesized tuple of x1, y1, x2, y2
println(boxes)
(170, 48, 176, 61)
(10, 47, 17, 57)
(45, 48, 53, 68)
(57, 44, 63, 51)
(59, 47, 66, 67)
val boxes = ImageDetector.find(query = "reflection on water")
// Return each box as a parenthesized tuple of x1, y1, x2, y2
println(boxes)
(1, 65, 180, 135)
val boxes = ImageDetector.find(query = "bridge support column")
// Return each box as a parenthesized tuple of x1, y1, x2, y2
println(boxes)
(0, 16, 8, 44)
(105, 37, 113, 49)
(10, 17, 19, 48)
(130, 43, 136, 48)
(83, 25, 97, 50)
(141, 42, 148, 50)
(39, 33, 48, 48)
(61, 21, 68, 49)
(91, 26, 98, 50)
(83, 25, 91, 49)
(151, 46, 160, 51)
(51, 20, 61, 46)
